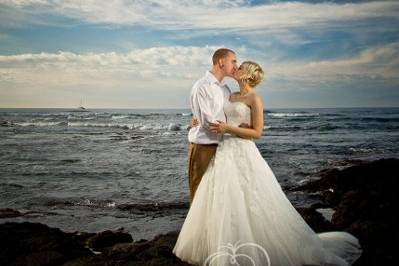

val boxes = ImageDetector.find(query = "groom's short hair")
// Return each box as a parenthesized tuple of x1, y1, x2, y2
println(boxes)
(212, 48, 235, 65)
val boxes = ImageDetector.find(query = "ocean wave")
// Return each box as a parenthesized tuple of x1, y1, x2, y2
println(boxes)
(0, 183, 24, 188)
(1, 112, 69, 117)
(43, 198, 189, 212)
(348, 147, 375, 153)
(8, 118, 395, 132)
(67, 121, 187, 131)
(94, 112, 112, 118)
(15, 121, 68, 127)
(45, 198, 117, 208)
(67, 114, 96, 120)
(118, 201, 189, 212)
(307, 124, 340, 131)
(59, 159, 81, 164)
(341, 123, 399, 130)
(66, 112, 174, 120)
(0, 120, 15, 127)
(360, 117, 399, 123)
(268, 126, 302, 131)
(111, 115, 129, 120)
(267, 112, 320, 118)
(4, 119, 189, 132)
(321, 116, 399, 123)
(132, 113, 172, 118)
(323, 113, 345, 117)
(262, 124, 340, 132)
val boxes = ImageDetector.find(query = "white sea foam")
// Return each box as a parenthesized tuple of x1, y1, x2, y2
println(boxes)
(349, 147, 374, 153)
(11, 119, 264, 133)
(268, 113, 320, 117)
(15, 121, 67, 127)
(111, 115, 129, 120)
(67, 122, 132, 129)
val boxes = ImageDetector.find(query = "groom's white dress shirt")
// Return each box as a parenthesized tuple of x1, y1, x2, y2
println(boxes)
(188, 71, 231, 144)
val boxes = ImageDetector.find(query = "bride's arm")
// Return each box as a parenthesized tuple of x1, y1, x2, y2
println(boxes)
(209, 95, 264, 139)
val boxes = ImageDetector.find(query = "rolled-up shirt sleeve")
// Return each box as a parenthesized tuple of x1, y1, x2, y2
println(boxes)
(196, 85, 218, 129)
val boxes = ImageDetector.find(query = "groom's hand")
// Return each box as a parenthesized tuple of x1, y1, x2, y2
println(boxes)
(239, 123, 250, 128)
(209, 120, 228, 134)
(191, 117, 199, 128)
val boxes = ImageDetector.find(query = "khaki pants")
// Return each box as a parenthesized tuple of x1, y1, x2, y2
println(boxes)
(188, 142, 217, 205)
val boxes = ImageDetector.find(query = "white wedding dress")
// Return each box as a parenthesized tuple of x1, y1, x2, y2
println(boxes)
(173, 101, 362, 266)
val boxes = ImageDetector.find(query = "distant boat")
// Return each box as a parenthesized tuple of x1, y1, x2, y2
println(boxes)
(70, 99, 90, 112)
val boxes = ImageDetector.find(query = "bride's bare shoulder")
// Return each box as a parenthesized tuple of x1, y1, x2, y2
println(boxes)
(246, 92, 258, 101)
(248, 93, 263, 107)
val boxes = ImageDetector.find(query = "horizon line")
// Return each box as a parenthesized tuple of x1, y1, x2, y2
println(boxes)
(0, 106, 398, 110)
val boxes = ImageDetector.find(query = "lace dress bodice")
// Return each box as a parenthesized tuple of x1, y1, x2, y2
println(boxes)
(224, 101, 251, 127)
(222, 101, 252, 141)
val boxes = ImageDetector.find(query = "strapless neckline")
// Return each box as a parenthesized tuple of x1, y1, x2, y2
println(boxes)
(224, 100, 251, 128)
(229, 101, 250, 109)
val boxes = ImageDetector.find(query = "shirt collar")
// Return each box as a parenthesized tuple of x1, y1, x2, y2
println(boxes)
(205, 70, 226, 87)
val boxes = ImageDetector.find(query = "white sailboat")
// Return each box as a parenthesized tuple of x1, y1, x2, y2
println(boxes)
(78, 98, 86, 110)
(70, 98, 90, 112)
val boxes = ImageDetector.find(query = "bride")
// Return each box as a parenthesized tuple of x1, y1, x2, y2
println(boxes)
(173, 61, 362, 266)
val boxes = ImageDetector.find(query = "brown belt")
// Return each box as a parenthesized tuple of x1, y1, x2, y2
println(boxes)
(190, 142, 218, 146)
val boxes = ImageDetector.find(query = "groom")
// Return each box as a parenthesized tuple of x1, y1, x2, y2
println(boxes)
(187, 48, 238, 205)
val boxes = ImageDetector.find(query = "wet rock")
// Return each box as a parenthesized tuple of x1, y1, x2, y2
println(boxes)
(0, 208, 23, 218)
(87, 230, 133, 251)
(64, 230, 192, 266)
(0, 222, 91, 266)
(168, 123, 182, 131)
(296, 203, 336, 233)
(0, 222, 191, 266)
(0, 120, 14, 127)
(292, 158, 399, 266)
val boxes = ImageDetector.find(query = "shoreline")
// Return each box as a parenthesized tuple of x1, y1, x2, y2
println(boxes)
(1, 158, 398, 265)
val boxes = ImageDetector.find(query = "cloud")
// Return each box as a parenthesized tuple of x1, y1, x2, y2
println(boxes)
(1, 42, 397, 89)
(0, 46, 217, 70)
(0, 46, 222, 95)
(1, 0, 398, 31)
(0, 42, 398, 107)
(266, 42, 399, 84)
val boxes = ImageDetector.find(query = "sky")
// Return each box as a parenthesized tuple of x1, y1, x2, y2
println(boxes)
(0, 0, 398, 109)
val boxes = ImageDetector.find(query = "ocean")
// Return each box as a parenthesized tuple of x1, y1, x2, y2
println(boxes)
(1, 107, 398, 240)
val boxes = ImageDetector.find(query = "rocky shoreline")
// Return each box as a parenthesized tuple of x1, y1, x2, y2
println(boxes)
(1, 158, 398, 265)
(291, 158, 398, 266)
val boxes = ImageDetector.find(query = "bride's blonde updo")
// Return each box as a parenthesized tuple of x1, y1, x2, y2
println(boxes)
(239, 61, 264, 88)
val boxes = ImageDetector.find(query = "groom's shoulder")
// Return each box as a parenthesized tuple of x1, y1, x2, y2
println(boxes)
(192, 75, 212, 91)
